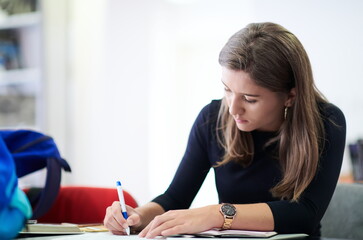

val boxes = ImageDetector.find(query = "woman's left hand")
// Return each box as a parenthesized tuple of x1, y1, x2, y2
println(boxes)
(138, 205, 221, 239)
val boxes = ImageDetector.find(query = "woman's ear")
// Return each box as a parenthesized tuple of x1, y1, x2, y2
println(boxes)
(285, 88, 296, 107)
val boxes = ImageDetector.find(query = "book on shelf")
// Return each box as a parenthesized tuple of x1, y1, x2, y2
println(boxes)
(0, 30, 21, 70)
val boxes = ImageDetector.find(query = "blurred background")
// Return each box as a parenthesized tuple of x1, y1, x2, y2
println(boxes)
(1, 0, 362, 207)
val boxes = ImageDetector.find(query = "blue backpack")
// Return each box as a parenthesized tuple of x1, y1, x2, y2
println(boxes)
(0, 129, 71, 239)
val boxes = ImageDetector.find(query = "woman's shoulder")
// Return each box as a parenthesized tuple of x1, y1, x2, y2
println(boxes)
(198, 99, 222, 116)
(194, 99, 222, 128)
(318, 102, 346, 125)
(202, 99, 222, 111)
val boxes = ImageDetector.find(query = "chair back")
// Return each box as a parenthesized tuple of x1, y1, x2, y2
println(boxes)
(321, 183, 363, 239)
(36, 186, 138, 224)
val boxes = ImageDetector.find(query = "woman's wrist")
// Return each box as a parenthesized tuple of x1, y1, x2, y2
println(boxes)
(205, 204, 224, 229)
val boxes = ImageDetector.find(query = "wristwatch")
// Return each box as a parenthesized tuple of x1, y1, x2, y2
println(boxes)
(219, 203, 237, 230)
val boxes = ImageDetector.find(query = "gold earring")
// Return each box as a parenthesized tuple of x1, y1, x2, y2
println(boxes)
(284, 107, 288, 120)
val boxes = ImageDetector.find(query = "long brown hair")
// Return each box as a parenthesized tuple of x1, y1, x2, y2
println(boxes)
(217, 22, 326, 201)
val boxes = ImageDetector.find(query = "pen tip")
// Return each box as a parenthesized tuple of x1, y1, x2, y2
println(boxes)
(116, 181, 121, 186)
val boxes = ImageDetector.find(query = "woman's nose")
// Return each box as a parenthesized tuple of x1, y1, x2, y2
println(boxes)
(229, 97, 244, 116)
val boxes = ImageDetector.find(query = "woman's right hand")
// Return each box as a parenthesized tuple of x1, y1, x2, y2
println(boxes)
(103, 201, 142, 235)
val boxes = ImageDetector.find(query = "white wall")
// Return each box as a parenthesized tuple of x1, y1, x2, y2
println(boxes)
(44, 0, 363, 206)
(64, 0, 153, 204)
(147, 0, 256, 207)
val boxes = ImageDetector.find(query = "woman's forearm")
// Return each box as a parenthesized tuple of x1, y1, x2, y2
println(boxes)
(133, 202, 165, 231)
(233, 203, 274, 231)
(212, 203, 274, 231)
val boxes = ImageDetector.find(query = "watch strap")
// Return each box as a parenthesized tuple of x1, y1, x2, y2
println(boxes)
(222, 215, 234, 229)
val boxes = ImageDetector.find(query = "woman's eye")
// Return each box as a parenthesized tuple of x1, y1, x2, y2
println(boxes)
(224, 87, 231, 92)
(244, 96, 257, 103)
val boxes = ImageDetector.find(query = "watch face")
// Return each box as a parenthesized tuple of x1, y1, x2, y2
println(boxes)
(221, 204, 236, 217)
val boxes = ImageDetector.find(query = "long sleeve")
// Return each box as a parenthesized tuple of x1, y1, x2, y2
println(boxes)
(267, 104, 346, 235)
(152, 102, 216, 210)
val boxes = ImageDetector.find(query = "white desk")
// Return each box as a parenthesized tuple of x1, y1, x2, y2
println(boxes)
(17, 232, 308, 240)
(17, 232, 140, 240)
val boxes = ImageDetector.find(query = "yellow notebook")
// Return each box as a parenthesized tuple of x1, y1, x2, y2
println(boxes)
(78, 224, 109, 232)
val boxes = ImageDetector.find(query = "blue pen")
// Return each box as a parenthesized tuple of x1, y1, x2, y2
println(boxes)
(116, 181, 130, 235)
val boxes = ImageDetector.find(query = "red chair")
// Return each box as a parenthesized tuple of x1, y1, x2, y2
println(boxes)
(36, 186, 138, 224)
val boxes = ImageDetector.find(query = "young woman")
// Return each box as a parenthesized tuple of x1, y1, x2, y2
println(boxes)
(103, 22, 346, 238)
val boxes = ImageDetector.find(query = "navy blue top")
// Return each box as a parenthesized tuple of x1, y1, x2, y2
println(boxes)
(152, 99, 346, 236)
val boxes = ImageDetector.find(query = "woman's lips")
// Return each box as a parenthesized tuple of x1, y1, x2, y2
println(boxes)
(235, 118, 248, 124)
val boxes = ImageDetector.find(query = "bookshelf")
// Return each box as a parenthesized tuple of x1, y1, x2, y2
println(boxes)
(0, 4, 43, 129)
(0, 12, 41, 30)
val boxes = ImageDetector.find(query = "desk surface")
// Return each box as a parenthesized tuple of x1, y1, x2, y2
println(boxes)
(16, 232, 355, 240)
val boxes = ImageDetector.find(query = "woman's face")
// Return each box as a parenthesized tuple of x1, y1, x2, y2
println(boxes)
(222, 67, 293, 132)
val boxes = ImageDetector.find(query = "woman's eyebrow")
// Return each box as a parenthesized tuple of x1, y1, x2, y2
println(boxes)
(221, 80, 229, 88)
(221, 80, 260, 97)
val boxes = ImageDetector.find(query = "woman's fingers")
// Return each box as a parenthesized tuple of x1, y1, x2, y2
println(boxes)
(138, 220, 152, 237)
(139, 210, 182, 238)
(104, 201, 144, 235)
(104, 201, 129, 234)
(110, 229, 127, 235)
(160, 223, 186, 237)
(147, 218, 182, 238)
(139, 207, 216, 238)
(126, 205, 142, 228)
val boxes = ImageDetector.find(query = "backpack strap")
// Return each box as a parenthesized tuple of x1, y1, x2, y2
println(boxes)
(30, 157, 63, 219)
